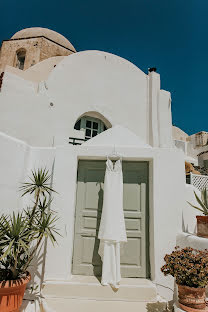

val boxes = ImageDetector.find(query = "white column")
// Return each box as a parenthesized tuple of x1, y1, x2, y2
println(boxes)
(148, 71, 160, 147)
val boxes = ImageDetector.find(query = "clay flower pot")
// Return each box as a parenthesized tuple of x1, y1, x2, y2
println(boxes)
(178, 284, 206, 311)
(196, 216, 208, 238)
(0, 272, 31, 312)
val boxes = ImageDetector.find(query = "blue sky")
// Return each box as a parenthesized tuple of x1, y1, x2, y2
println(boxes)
(1, 0, 207, 135)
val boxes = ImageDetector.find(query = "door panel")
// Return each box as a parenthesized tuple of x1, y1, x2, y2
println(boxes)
(72, 160, 149, 278)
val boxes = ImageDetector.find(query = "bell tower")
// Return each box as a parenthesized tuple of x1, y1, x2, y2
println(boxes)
(0, 27, 76, 71)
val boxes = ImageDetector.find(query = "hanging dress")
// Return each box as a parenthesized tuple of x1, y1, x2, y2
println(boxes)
(98, 158, 127, 288)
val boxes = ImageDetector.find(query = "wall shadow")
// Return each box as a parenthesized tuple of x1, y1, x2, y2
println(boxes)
(92, 183, 103, 278)
(27, 241, 45, 293)
(146, 300, 173, 312)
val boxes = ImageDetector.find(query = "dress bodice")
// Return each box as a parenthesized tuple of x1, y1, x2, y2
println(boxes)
(106, 158, 122, 173)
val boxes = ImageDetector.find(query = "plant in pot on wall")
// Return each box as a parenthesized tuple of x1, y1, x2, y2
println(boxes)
(188, 188, 208, 238)
(161, 247, 208, 312)
(0, 169, 59, 312)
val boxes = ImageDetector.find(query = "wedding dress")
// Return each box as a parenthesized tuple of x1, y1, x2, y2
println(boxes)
(98, 158, 127, 288)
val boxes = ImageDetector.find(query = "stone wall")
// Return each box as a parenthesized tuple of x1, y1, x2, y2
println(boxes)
(172, 126, 188, 141)
(0, 37, 73, 71)
(195, 131, 208, 147)
(40, 38, 73, 61)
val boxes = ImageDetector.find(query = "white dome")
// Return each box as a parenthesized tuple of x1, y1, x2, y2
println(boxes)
(11, 27, 76, 51)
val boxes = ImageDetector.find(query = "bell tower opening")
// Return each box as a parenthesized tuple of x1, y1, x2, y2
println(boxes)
(15, 49, 26, 70)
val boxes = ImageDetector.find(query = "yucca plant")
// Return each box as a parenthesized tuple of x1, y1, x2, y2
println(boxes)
(188, 188, 208, 216)
(0, 168, 59, 281)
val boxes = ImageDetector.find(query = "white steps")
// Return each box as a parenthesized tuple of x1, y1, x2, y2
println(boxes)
(41, 276, 169, 312)
(42, 275, 157, 302)
(20, 297, 169, 312)
(44, 297, 168, 312)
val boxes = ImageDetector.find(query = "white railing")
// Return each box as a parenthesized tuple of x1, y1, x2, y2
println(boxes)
(190, 173, 208, 191)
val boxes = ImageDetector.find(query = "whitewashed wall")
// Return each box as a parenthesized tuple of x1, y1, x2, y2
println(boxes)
(0, 51, 172, 148)
(158, 90, 172, 148)
(43, 144, 186, 300)
(0, 132, 29, 213)
(0, 50, 183, 302)
(1, 134, 186, 303)
(0, 131, 186, 300)
(151, 148, 185, 299)
(0, 132, 56, 212)
(182, 184, 201, 234)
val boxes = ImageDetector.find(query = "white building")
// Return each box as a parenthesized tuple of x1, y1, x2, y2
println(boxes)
(173, 126, 208, 166)
(0, 28, 196, 311)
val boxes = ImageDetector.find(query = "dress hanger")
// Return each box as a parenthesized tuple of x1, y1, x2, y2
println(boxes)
(107, 145, 122, 161)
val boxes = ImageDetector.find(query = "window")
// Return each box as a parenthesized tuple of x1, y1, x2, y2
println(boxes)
(16, 49, 26, 70)
(204, 160, 208, 169)
(74, 116, 107, 140)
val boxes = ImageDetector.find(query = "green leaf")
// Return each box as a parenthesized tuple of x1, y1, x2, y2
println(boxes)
(19, 168, 56, 198)
(202, 188, 208, 209)
(187, 202, 205, 214)
(0, 239, 15, 260)
(194, 191, 208, 215)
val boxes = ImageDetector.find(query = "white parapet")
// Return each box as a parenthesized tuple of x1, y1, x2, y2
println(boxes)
(176, 232, 208, 250)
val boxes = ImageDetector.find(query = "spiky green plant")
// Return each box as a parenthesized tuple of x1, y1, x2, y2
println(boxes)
(19, 168, 56, 221)
(0, 168, 60, 281)
(188, 188, 208, 216)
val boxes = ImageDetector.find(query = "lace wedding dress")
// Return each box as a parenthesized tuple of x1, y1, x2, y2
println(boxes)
(98, 158, 127, 288)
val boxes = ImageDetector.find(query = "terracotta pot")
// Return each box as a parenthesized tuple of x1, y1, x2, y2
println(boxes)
(178, 284, 206, 311)
(196, 216, 208, 238)
(0, 272, 31, 312)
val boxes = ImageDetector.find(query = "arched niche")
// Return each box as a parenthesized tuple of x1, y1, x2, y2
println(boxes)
(15, 48, 26, 70)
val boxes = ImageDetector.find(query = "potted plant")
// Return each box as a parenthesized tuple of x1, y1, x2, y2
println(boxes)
(188, 188, 208, 238)
(161, 247, 208, 311)
(0, 168, 59, 312)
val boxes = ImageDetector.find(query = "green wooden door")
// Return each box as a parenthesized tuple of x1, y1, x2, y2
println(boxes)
(72, 160, 149, 278)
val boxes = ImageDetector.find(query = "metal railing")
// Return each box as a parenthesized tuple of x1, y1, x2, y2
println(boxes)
(69, 137, 87, 145)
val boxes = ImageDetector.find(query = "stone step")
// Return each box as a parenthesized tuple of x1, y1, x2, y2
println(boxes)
(43, 297, 168, 312)
(42, 276, 158, 302)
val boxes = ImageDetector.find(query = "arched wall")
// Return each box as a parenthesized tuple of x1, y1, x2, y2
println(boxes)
(45, 51, 149, 146)
(0, 51, 149, 146)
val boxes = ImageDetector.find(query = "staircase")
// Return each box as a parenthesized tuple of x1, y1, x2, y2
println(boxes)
(42, 276, 169, 312)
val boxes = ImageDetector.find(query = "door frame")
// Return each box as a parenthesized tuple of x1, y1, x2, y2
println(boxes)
(72, 159, 150, 278)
